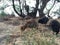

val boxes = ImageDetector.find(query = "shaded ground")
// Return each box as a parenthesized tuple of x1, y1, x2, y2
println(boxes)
(0, 16, 60, 45)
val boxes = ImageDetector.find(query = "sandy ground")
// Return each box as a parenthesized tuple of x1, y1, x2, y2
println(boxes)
(0, 16, 60, 45)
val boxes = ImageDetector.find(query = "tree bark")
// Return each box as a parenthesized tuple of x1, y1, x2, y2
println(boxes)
(39, 0, 50, 17)
(12, 0, 25, 18)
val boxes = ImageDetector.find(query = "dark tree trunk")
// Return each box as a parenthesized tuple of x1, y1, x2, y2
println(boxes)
(25, 1, 29, 15)
(34, 0, 39, 18)
(29, 0, 39, 18)
(12, 0, 25, 18)
(39, 0, 50, 18)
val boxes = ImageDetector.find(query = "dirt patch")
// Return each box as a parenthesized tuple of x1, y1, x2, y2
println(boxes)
(0, 16, 60, 45)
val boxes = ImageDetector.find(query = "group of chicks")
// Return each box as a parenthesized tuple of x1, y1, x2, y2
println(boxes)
(21, 16, 60, 35)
